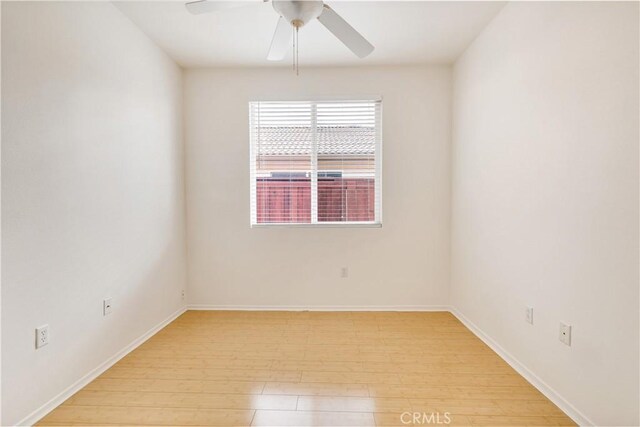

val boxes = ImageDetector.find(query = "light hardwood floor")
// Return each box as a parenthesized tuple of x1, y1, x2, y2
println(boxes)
(38, 311, 575, 426)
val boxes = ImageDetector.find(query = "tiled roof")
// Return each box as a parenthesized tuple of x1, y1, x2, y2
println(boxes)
(255, 126, 375, 156)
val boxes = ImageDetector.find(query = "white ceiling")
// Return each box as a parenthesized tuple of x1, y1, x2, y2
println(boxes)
(114, 1, 505, 68)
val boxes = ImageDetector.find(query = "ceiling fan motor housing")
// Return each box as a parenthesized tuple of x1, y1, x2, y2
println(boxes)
(272, 0, 324, 27)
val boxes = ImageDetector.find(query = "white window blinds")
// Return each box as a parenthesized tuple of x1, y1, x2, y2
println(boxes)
(250, 100, 382, 226)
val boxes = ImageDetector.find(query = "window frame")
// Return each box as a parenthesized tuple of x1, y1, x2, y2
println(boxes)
(249, 98, 383, 228)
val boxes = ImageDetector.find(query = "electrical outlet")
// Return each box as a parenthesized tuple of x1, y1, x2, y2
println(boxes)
(36, 325, 49, 349)
(341, 267, 349, 278)
(103, 298, 113, 316)
(559, 322, 572, 346)
(525, 307, 534, 324)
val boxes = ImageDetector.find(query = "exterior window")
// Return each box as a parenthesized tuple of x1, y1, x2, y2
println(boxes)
(250, 100, 382, 226)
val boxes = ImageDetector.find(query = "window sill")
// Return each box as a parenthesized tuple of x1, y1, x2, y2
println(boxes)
(251, 222, 382, 229)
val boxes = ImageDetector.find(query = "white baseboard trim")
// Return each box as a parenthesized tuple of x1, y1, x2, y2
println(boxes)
(187, 304, 450, 312)
(15, 304, 591, 426)
(450, 307, 593, 426)
(16, 306, 187, 427)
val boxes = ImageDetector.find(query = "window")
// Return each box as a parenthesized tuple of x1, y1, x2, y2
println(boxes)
(250, 100, 382, 226)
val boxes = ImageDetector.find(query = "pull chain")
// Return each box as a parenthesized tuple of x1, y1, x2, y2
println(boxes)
(295, 26, 299, 76)
(291, 20, 302, 76)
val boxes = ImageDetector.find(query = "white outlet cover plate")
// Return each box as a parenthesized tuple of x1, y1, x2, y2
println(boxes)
(103, 298, 113, 316)
(559, 322, 572, 346)
(525, 307, 533, 324)
(36, 325, 49, 348)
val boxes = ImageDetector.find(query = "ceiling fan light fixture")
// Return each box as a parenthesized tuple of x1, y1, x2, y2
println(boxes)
(272, 0, 324, 27)
(186, 0, 375, 73)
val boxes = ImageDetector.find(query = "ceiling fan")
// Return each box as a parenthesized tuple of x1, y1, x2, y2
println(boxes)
(185, 0, 374, 73)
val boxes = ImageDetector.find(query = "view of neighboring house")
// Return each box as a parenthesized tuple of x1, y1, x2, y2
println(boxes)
(253, 102, 379, 224)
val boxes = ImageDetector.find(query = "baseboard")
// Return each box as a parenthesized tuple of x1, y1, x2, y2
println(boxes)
(16, 306, 187, 426)
(15, 304, 592, 426)
(449, 307, 594, 426)
(187, 304, 450, 312)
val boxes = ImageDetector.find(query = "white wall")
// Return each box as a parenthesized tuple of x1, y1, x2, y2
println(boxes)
(1, 2, 187, 425)
(0, 3, 3, 422)
(184, 66, 451, 308)
(451, 2, 639, 425)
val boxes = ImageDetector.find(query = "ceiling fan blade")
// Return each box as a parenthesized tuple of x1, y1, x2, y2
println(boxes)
(185, 0, 263, 15)
(267, 17, 293, 61)
(317, 4, 374, 58)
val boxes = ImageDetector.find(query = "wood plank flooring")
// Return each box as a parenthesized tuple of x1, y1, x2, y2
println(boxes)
(37, 311, 576, 426)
